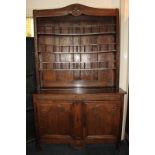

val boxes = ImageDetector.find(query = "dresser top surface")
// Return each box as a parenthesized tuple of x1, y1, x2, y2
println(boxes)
(34, 88, 126, 95)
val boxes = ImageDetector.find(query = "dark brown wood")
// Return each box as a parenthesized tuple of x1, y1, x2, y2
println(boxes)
(33, 13, 40, 92)
(33, 92, 125, 148)
(33, 4, 125, 149)
(72, 101, 83, 139)
(34, 4, 119, 90)
(33, 4, 118, 17)
(115, 10, 120, 91)
(84, 101, 120, 140)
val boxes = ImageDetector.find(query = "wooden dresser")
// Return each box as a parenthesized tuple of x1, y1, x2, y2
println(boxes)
(33, 4, 126, 149)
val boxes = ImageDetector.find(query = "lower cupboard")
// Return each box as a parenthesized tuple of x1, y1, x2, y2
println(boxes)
(33, 91, 125, 149)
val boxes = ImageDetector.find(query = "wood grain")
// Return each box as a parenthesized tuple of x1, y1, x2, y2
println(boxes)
(33, 4, 124, 149)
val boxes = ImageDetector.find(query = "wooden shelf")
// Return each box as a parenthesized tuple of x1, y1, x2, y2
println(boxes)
(39, 43, 116, 54)
(40, 43, 117, 47)
(37, 32, 116, 36)
(38, 24, 116, 36)
(35, 7, 119, 89)
(39, 61, 116, 71)
(38, 61, 114, 64)
(39, 68, 116, 71)
(39, 24, 116, 28)
(38, 50, 116, 54)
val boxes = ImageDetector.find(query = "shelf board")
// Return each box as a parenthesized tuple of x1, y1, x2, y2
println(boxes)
(37, 32, 116, 36)
(38, 50, 116, 54)
(39, 68, 116, 71)
(40, 43, 117, 47)
(39, 24, 116, 28)
(38, 61, 109, 64)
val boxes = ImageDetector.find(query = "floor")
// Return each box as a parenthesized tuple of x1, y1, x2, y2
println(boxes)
(26, 140, 129, 155)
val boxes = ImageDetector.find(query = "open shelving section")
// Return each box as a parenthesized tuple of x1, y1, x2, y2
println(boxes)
(35, 14, 119, 89)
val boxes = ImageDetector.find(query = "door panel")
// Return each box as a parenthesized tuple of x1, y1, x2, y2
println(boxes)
(71, 101, 84, 139)
(36, 100, 73, 139)
(84, 101, 121, 141)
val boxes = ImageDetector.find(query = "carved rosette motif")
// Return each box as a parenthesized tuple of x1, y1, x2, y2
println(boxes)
(71, 8, 82, 16)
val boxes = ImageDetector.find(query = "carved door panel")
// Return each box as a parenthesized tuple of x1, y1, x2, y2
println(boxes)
(71, 101, 84, 139)
(36, 100, 73, 142)
(84, 101, 121, 143)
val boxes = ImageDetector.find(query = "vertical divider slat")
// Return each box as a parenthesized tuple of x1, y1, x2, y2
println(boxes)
(71, 21, 74, 80)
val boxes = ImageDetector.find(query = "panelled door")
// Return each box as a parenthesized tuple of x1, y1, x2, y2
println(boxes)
(34, 97, 122, 144)
(83, 101, 121, 143)
(35, 100, 74, 143)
